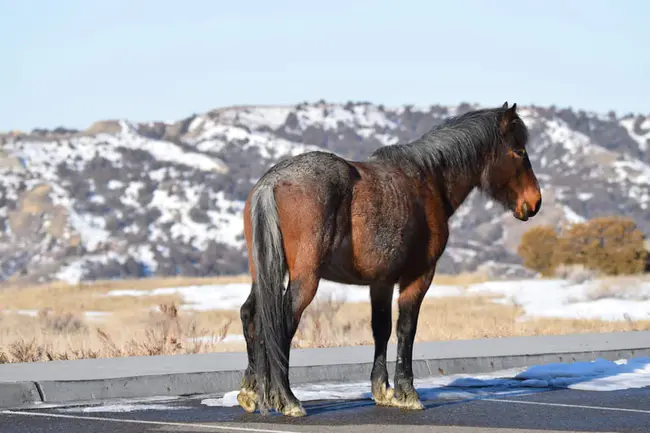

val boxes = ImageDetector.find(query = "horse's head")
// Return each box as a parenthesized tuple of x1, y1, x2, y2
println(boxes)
(482, 102, 542, 221)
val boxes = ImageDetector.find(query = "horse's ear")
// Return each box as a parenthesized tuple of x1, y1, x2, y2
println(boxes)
(500, 103, 518, 133)
(502, 101, 508, 109)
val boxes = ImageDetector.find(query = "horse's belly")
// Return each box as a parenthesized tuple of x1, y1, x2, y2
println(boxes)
(319, 235, 367, 285)
(320, 234, 406, 285)
(320, 263, 373, 286)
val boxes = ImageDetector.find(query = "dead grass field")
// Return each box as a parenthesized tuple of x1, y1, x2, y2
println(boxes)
(1, 272, 648, 364)
(0, 274, 252, 313)
(0, 272, 489, 313)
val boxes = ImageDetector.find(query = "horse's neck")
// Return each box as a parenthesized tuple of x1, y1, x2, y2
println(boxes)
(439, 171, 480, 220)
(434, 141, 489, 219)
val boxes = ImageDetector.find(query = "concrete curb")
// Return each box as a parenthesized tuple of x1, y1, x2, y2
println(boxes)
(1, 330, 650, 408)
(0, 382, 41, 409)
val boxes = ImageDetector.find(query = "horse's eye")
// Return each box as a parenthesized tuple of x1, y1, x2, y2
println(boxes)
(513, 148, 526, 158)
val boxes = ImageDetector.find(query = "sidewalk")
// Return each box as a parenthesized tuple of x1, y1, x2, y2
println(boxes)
(2, 330, 649, 409)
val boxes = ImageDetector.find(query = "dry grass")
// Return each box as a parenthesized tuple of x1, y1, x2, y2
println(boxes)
(0, 272, 486, 314)
(291, 293, 650, 348)
(431, 270, 492, 286)
(2, 290, 649, 364)
(0, 303, 239, 363)
(1, 271, 648, 364)
(0, 275, 251, 312)
(0, 275, 253, 363)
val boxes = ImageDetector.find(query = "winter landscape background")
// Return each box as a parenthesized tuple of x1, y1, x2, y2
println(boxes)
(2, 1, 650, 367)
(1, 100, 649, 285)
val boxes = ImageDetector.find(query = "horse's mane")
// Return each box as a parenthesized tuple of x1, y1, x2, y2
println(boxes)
(371, 106, 527, 178)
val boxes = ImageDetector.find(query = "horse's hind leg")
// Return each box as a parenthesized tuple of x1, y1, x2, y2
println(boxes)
(370, 282, 396, 406)
(272, 272, 320, 417)
(237, 274, 314, 417)
(237, 287, 258, 413)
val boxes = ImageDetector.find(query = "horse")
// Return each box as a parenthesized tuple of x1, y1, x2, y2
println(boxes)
(236, 102, 542, 417)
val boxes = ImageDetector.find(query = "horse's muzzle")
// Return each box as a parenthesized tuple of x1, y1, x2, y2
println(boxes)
(514, 196, 541, 221)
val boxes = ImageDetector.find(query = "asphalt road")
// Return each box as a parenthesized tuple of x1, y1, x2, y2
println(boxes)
(3, 387, 650, 433)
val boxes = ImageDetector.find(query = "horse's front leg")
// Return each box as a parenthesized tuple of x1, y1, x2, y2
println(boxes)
(390, 270, 435, 410)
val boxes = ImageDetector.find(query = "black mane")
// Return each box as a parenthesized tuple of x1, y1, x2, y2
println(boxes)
(371, 106, 526, 178)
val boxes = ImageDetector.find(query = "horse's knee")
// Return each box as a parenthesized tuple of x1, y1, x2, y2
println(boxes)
(240, 303, 250, 322)
(240, 292, 256, 327)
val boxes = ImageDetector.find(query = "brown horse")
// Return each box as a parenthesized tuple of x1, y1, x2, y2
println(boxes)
(237, 102, 542, 417)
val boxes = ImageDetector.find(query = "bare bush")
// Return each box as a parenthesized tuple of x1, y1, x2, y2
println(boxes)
(9, 339, 44, 363)
(97, 302, 234, 357)
(554, 264, 599, 284)
(584, 280, 650, 302)
(37, 308, 87, 334)
(294, 294, 346, 348)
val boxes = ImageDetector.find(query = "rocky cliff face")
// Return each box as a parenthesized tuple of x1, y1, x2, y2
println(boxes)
(1, 101, 649, 283)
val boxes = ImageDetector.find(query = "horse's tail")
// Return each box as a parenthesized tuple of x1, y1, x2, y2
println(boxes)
(249, 178, 290, 414)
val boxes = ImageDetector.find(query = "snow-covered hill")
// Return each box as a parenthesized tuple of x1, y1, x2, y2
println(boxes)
(1, 101, 649, 283)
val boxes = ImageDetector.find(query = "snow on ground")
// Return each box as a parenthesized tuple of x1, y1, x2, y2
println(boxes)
(204, 369, 535, 408)
(620, 116, 650, 153)
(465, 279, 650, 321)
(54, 396, 189, 413)
(59, 402, 191, 413)
(516, 357, 650, 391)
(105, 280, 463, 311)
(1, 309, 112, 321)
(187, 334, 245, 344)
(203, 356, 650, 408)
(43, 356, 650, 413)
(104, 277, 650, 322)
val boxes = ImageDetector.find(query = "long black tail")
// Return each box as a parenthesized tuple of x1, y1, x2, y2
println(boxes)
(249, 180, 290, 414)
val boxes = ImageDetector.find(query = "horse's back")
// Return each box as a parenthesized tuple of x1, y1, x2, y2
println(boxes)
(244, 150, 445, 285)
(260, 150, 360, 186)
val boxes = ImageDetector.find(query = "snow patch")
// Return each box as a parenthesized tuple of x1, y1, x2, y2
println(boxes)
(562, 205, 586, 223)
(621, 117, 650, 152)
(202, 357, 650, 407)
(466, 279, 650, 321)
(105, 280, 464, 311)
(103, 276, 650, 322)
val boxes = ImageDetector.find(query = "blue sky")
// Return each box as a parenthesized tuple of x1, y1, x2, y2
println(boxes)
(1, 0, 648, 131)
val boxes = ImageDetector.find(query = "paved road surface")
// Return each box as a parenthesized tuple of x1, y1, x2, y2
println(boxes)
(3, 387, 650, 433)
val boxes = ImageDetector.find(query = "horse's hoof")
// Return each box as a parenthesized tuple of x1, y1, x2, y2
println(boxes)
(282, 402, 307, 417)
(237, 389, 257, 413)
(389, 392, 424, 411)
(372, 383, 395, 407)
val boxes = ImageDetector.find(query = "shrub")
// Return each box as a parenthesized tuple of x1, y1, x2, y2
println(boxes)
(37, 308, 87, 334)
(518, 216, 649, 277)
(516, 225, 559, 276)
(554, 217, 647, 276)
